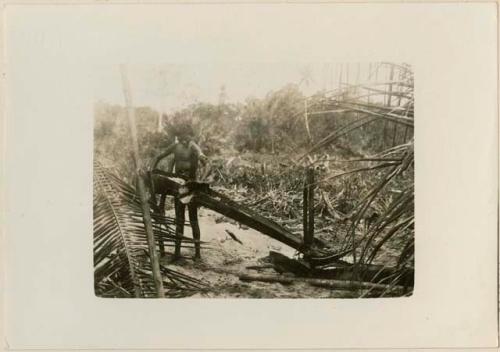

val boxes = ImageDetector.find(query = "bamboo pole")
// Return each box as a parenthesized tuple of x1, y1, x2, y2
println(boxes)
(387, 64, 395, 107)
(355, 62, 361, 95)
(367, 63, 372, 104)
(331, 64, 335, 91)
(338, 63, 343, 90)
(120, 65, 165, 298)
(382, 64, 395, 147)
(356, 62, 361, 84)
(158, 70, 166, 133)
(304, 99, 312, 142)
(345, 62, 350, 88)
(324, 65, 328, 90)
(392, 68, 403, 146)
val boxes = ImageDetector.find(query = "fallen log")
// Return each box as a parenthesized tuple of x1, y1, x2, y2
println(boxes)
(315, 264, 414, 288)
(266, 252, 413, 290)
(239, 273, 405, 294)
(268, 251, 311, 276)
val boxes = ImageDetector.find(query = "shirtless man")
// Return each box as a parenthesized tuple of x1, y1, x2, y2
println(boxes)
(152, 125, 206, 261)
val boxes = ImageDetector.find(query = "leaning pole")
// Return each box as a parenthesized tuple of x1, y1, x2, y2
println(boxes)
(120, 65, 165, 298)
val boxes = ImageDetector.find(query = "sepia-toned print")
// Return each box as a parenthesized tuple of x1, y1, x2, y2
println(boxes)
(93, 62, 414, 298)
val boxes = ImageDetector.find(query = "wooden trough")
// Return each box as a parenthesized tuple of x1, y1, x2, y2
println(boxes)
(148, 170, 326, 256)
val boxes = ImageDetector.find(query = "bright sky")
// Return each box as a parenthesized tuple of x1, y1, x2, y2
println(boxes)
(94, 62, 393, 113)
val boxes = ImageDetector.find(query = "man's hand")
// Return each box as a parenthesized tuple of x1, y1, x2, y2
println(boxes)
(199, 154, 208, 165)
(147, 156, 161, 172)
(137, 164, 151, 178)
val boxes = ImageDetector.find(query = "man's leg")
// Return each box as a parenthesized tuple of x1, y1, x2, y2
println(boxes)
(174, 197, 185, 259)
(159, 193, 167, 212)
(188, 203, 201, 259)
(158, 193, 167, 257)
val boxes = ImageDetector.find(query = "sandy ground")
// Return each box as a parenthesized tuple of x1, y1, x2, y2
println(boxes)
(160, 209, 345, 298)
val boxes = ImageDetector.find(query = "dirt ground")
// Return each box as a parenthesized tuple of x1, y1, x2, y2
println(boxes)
(160, 208, 352, 298)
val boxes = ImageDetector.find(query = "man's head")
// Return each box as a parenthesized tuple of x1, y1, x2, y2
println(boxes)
(178, 134, 191, 145)
(175, 122, 194, 145)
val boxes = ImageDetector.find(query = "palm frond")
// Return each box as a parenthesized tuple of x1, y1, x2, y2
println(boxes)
(94, 161, 207, 298)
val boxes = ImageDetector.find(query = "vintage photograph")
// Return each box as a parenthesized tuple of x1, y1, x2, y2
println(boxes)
(5, 1, 498, 349)
(93, 62, 414, 298)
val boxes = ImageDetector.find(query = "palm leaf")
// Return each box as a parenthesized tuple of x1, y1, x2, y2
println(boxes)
(94, 161, 207, 298)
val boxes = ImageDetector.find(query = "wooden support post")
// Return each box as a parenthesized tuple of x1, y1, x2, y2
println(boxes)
(303, 175, 309, 244)
(121, 65, 165, 298)
(303, 167, 315, 251)
(307, 168, 315, 247)
(403, 125, 410, 143)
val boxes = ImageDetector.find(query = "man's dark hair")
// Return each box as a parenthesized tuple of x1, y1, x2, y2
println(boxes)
(174, 121, 195, 139)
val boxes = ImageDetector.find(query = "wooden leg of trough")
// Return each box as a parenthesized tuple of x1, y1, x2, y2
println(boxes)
(303, 176, 309, 247)
(303, 167, 315, 261)
(306, 168, 315, 249)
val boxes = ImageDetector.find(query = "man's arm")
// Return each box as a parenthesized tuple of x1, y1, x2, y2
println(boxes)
(189, 141, 207, 160)
(152, 143, 176, 170)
